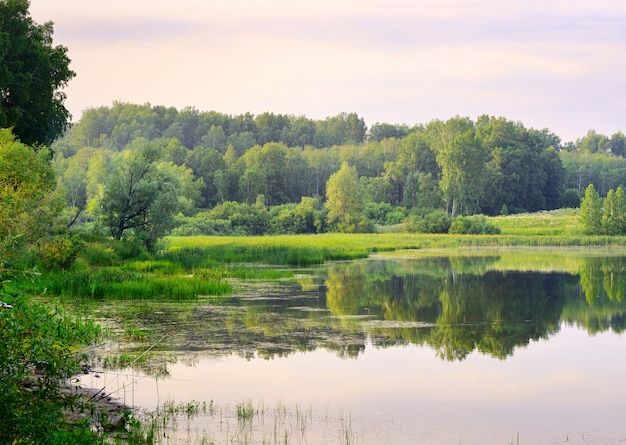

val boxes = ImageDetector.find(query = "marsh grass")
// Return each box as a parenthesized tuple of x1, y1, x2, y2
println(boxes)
(165, 235, 377, 266)
(29, 268, 232, 300)
(492, 208, 582, 236)
(166, 230, 626, 268)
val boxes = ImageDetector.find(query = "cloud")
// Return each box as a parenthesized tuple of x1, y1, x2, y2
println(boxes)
(28, 0, 626, 141)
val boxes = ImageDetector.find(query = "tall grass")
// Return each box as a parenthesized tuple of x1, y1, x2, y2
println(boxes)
(165, 230, 626, 268)
(492, 208, 583, 236)
(29, 268, 232, 300)
(34, 210, 626, 302)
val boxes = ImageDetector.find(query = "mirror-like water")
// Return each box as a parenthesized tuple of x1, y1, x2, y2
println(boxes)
(80, 249, 626, 444)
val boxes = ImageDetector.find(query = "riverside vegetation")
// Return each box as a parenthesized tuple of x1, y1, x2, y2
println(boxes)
(4, 209, 626, 444)
(3, 2, 626, 444)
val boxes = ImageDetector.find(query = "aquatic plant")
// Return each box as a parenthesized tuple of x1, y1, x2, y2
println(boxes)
(26, 268, 232, 300)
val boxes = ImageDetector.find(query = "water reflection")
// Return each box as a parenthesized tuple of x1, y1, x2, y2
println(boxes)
(80, 249, 626, 444)
(88, 249, 626, 369)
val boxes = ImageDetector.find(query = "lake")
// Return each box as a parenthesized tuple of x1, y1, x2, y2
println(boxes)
(79, 248, 626, 444)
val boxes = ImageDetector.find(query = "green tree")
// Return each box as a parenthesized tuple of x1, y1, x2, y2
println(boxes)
(0, 129, 56, 251)
(601, 186, 626, 235)
(301, 146, 340, 197)
(577, 130, 610, 154)
(610, 131, 626, 157)
(98, 139, 179, 249)
(602, 189, 618, 234)
(580, 184, 603, 235)
(435, 127, 488, 216)
(199, 125, 228, 152)
(158, 162, 204, 216)
(325, 162, 368, 232)
(0, 0, 75, 146)
(281, 115, 316, 148)
(238, 165, 267, 204)
(368, 122, 411, 142)
(54, 147, 95, 227)
(614, 186, 626, 234)
(184, 145, 225, 207)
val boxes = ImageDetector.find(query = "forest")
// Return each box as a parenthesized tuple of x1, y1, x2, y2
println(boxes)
(48, 102, 626, 245)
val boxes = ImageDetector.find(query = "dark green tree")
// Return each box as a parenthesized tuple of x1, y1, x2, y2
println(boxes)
(98, 139, 179, 249)
(0, 0, 75, 146)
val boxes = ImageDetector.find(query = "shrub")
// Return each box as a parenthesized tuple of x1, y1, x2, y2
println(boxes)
(208, 202, 270, 235)
(171, 213, 235, 236)
(449, 215, 501, 235)
(34, 234, 84, 271)
(365, 203, 407, 226)
(0, 297, 101, 444)
(406, 209, 451, 233)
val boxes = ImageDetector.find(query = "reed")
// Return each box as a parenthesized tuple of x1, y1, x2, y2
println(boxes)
(30, 268, 232, 300)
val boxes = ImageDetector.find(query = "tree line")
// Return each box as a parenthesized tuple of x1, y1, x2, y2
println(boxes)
(44, 102, 626, 246)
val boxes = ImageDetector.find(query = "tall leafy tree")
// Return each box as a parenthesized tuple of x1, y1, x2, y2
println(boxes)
(436, 128, 488, 216)
(0, 128, 55, 241)
(98, 139, 179, 249)
(0, 0, 75, 146)
(325, 162, 368, 232)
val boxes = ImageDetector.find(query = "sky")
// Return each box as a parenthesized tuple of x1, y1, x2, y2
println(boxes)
(29, 0, 626, 143)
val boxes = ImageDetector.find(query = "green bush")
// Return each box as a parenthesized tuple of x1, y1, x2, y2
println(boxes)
(35, 234, 85, 271)
(365, 203, 408, 226)
(406, 209, 451, 233)
(209, 201, 270, 235)
(449, 215, 501, 234)
(0, 297, 101, 444)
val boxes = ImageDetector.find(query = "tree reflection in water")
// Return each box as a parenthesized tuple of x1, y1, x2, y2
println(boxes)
(91, 250, 626, 373)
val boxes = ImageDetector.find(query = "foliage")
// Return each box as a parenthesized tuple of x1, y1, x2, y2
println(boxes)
(34, 234, 84, 271)
(207, 200, 270, 235)
(580, 185, 626, 235)
(0, 129, 57, 240)
(405, 209, 452, 234)
(170, 212, 236, 236)
(0, 129, 76, 279)
(449, 215, 501, 235)
(432, 119, 487, 216)
(269, 197, 327, 234)
(580, 184, 604, 235)
(46, 102, 626, 240)
(562, 188, 581, 208)
(97, 139, 179, 250)
(0, 296, 101, 444)
(0, 0, 75, 146)
(365, 202, 407, 225)
(325, 162, 372, 233)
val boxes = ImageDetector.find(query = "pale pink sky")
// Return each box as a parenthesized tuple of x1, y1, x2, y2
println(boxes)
(29, 0, 626, 142)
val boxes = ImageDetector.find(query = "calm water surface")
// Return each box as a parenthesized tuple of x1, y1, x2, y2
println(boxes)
(81, 249, 626, 444)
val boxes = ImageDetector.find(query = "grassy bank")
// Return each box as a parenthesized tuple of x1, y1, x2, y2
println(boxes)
(160, 209, 626, 267)
(5, 208, 625, 444)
